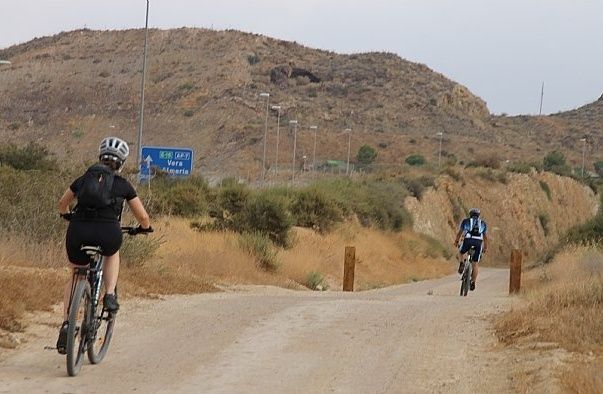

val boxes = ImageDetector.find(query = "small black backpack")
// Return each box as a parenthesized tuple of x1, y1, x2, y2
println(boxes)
(76, 164, 115, 210)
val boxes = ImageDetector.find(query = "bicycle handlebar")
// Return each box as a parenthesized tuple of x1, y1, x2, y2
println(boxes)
(121, 226, 154, 235)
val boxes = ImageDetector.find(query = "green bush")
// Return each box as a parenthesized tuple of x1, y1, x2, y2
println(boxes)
(238, 232, 280, 271)
(507, 161, 537, 174)
(146, 177, 210, 217)
(304, 271, 328, 290)
(356, 145, 378, 167)
(543, 150, 566, 170)
(594, 161, 603, 177)
(240, 192, 293, 247)
(405, 154, 426, 166)
(0, 142, 57, 171)
(290, 189, 342, 232)
(466, 155, 501, 169)
(0, 166, 70, 242)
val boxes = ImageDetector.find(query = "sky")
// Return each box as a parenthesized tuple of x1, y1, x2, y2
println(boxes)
(1, 0, 601, 115)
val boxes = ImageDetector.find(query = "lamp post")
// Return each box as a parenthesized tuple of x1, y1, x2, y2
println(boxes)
(271, 105, 281, 179)
(136, 0, 150, 179)
(580, 137, 587, 178)
(345, 128, 352, 175)
(290, 120, 298, 182)
(436, 132, 444, 168)
(259, 92, 270, 182)
(309, 125, 318, 175)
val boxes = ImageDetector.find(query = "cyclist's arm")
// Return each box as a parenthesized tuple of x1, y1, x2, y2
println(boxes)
(127, 197, 151, 229)
(483, 233, 488, 253)
(58, 188, 75, 215)
(454, 229, 463, 246)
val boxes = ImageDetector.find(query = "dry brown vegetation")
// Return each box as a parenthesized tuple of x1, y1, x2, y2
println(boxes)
(495, 246, 603, 392)
(0, 28, 601, 181)
(0, 216, 451, 345)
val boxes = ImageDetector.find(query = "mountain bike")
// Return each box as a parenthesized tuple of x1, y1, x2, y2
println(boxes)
(459, 246, 476, 297)
(64, 226, 141, 376)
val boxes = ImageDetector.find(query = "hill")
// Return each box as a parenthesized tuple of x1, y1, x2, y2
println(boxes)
(0, 28, 601, 179)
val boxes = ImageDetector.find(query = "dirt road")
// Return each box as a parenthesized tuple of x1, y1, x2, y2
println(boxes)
(0, 268, 514, 393)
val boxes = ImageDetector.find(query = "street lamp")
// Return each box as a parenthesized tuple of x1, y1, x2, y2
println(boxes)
(345, 128, 352, 175)
(259, 92, 270, 182)
(309, 125, 318, 175)
(271, 105, 282, 179)
(580, 137, 587, 178)
(290, 120, 299, 182)
(136, 0, 150, 179)
(436, 132, 444, 168)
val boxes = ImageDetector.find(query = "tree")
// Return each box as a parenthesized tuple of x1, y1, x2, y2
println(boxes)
(356, 144, 377, 167)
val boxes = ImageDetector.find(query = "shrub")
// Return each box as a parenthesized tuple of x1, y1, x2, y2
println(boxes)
(246, 54, 260, 65)
(405, 154, 426, 166)
(0, 142, 57, 171)
(507, 161, 533, 174)
(121, 234, 164, 267)
(145, 176, 210, 217)
(356, 145, 378, 166)
(183, 110, 194, 117)
(304, 271, 328, 290)
(240, 192, 293, 247)
(238, 232, 280, 271)
(291, 189, 342, 232)
(402, 176, 435, 199)
(466, 155, 501, 169)
(543, 150, 566, 170)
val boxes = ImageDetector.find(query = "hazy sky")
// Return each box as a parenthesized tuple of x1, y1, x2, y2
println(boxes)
(1, 0, 601, 115)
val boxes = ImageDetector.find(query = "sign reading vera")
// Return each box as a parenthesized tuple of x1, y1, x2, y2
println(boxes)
(140, 146, 194, 180)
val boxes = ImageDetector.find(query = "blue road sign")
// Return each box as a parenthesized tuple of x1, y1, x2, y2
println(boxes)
(139, 146, 194, 181)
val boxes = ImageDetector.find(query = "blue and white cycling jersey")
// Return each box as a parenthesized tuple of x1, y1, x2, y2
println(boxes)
(459, 217, 487, 240)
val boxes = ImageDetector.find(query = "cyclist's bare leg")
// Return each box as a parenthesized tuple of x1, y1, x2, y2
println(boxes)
(62, 263, 87, 321)
(471, 263, 479, 283)
(104, 251, 120, 295)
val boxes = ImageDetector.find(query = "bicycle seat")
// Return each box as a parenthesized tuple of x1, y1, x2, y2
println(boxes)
(81, 246, 103, 256)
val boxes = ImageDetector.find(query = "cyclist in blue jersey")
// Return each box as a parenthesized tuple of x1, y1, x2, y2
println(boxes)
(453, 208, 488, 291)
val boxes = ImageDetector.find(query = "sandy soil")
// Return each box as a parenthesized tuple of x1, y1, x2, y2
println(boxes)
(0, 268, 516, 393)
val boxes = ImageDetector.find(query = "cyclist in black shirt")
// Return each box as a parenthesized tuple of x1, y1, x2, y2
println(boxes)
(56, 136, 153, 354)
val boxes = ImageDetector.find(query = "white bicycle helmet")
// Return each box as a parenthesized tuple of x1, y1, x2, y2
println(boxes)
(99, 136, 129, 162)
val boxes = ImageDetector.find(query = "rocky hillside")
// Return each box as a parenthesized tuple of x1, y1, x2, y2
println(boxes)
(0, 28, 601, 178)
(405, 170, 599, 263)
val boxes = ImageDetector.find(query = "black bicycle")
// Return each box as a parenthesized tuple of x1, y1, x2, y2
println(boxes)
(64, 226, 141, 376)
(459, 246, 477, 297)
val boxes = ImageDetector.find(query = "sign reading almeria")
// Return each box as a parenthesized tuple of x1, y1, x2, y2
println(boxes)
(139, 146, 194, 181)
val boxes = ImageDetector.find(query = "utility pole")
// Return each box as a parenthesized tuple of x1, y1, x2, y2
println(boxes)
(136, 0, 150, 179)
(539, 81, 544, 116)
(259, 92, 270, 183)
(345, 128, 352, 176)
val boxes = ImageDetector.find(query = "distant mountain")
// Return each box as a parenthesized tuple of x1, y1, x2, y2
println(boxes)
(0, 28, 601, 179)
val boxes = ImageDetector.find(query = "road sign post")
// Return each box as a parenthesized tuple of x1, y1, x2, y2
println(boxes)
(343, 246, 356, 292)
(509, 249, 522, 294)
(139, 146, 194, 182)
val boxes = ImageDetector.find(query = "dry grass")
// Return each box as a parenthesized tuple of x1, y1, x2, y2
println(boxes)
(0, 216, 452, 342)
(495, 246, 603, 391)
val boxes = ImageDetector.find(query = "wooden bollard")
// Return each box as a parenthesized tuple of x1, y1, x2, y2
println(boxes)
(343, 246, 356, 292)
(509, 249, 522, 294)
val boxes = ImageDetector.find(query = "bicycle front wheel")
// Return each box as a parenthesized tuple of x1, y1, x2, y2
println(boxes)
(87, 283, 116, 364)
(460, 260, 472, 297)
(66, 280, 91, 376)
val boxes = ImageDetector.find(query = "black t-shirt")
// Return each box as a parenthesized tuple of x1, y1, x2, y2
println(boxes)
(70, 174, 137, 222)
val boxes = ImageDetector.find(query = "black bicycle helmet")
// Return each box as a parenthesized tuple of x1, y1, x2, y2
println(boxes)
(469, 208, 481, 217)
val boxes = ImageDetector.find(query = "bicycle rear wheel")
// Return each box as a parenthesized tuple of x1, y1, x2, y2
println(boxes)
(87, 283, 116, 364)
(66, 280, 91, 376)
(460, 258, 472, 296)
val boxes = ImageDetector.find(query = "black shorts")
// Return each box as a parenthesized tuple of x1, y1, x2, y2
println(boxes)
(66, 221, 123, 265)
(459, 237, 483, 262)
